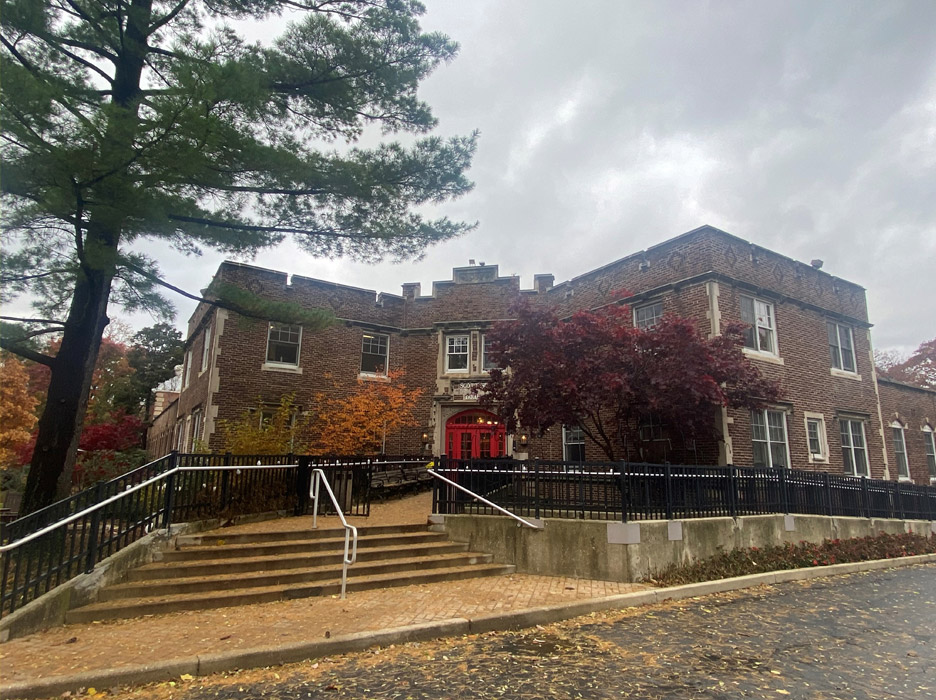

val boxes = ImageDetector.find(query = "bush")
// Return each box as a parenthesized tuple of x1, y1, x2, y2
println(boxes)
(646, 532, 936, 586)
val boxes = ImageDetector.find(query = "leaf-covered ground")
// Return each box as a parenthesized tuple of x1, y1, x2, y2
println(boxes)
(103, 564, 934, 700)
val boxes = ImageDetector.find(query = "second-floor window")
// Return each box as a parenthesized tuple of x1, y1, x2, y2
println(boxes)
(266, 323, 301, 365)
(827, 322, 856, 373)
(634, 302, 663, 330)
(361, 333, 389, 375)
(201, 324, 212, 373)
(482, 334, 498, 371)
(446, 334, 469, 372)
(740, 295, 776, 354)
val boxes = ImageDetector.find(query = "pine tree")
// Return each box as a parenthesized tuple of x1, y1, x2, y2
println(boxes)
(1, 0, 476, 513)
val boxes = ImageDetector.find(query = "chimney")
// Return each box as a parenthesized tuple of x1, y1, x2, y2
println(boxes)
(401, 282, 421, 300)
(534, 274, 555, 293)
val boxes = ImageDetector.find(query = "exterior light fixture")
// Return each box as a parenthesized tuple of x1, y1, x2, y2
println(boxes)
(421, 431, 431, 445)
(518, 431, 529, 447)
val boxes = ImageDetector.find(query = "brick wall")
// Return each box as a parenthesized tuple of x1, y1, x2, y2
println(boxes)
(878, 378, 936, 484)
(146, 225, 923, 485)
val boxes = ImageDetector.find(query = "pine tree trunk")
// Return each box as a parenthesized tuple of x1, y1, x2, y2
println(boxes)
(21, 260, 115, 513)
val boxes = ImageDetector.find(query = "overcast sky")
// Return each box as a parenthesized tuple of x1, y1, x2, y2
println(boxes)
(138, 0, 935, 353)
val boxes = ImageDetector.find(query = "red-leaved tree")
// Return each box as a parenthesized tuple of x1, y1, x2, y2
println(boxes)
(482, 303, 782, 461)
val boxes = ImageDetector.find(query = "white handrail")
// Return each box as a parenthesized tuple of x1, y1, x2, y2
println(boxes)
(309, 468, 358, 599)
(427, 468, 543, 529)
(0, 463, 298, 554)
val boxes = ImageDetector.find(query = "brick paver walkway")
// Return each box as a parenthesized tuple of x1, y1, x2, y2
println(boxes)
(0, 492, 647, 684)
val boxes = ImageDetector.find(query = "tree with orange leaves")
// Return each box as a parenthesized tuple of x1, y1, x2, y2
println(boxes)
(0, 354, 38, 469)
(313, 370, 422, 455)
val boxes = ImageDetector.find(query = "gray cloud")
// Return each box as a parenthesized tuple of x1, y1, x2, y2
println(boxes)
(127, 0, 935, 351)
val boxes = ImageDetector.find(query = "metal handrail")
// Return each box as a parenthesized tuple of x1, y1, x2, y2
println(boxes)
(427, 468, 543, 529)
(0, 463, 299, 554)
(310, 469, 358, 598)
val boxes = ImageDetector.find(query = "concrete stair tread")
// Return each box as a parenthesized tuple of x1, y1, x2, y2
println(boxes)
(133, 541, 468, 577)
(179, 522, 429, 545)
(106, 551, 491, 593)
(168, 531, 446, 556)
(67, 563, 516, 622)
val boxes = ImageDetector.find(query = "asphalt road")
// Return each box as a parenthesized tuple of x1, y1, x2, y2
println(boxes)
(127, 565, 935, 700)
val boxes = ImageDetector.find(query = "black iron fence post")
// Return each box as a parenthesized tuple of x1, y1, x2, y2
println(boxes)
(778, 468, 789, 514)
(85, 482, 105, 574)
(534, 459, 541, 520)
(294, 456, 311, 516)
(664, 463, 673, 520)
(860, 477, 870, 518)
(823, 472, 833, 516)
(618, 462, 628, 523)
(893, 482, 903, 520)
(728, 465, 738, 518)
(163, 452, 179, 530)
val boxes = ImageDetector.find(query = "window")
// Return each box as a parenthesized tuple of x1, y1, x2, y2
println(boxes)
(804, 414, 828, 462)
(923, 426, 936, 481)
(840, 419, 869, 477)
(751, 409, 789, 468)
(190, 409, 202, 451)
(563, 425, 585, 462)
(740, 295, 776, 354)
(634, 302, 663, 330)
(891, 423, 909, 480)
(638, 412, 665, 441)
(201, 325, 212, 373)
(360, 333, 389, 375)
(182, 350, 192, 389)
(827, 322, 856, 373)
(482, 335, 498, 371)
(446, 334, 469, 372)
(266, 323, 301, 365)
(175, 419, 186, 451)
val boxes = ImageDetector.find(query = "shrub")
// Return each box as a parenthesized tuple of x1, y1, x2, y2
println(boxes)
(646, 532, 936, 586)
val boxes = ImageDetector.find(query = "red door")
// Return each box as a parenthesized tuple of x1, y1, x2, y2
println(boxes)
(445, 410, 507, 459)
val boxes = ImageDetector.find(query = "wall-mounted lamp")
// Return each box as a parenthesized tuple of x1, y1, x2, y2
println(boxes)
(420, 431, 431, 446)
(517, 431, 529, 448)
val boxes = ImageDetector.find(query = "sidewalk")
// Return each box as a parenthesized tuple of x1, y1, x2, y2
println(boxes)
(0, 492, 646, 686)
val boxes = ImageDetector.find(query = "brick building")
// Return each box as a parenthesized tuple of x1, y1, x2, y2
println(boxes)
(147, 225, 936, 483)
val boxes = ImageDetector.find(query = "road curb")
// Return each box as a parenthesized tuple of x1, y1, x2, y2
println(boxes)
(3, 554, 935, 699)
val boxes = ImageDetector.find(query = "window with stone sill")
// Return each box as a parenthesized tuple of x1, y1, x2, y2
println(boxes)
(828, 322, 856, 373)
(266, 323, 301, 366)
(740, 295, 777, 355)
(446, 334, 469, 372)
(751, 409, 789, 468)
(840, 419, 869, 477)
(360, 332, 389, 375)
(634, 301, 663, 330)
(923, 426, 936, 480)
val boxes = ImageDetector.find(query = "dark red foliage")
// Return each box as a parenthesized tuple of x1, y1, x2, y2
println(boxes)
(482, 302, 782, 460)
(78, 412, 145, 453)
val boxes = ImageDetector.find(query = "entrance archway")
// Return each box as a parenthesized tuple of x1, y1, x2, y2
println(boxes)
(445, 409, 507, 459)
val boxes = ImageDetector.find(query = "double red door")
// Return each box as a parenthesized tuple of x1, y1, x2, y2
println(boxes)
(445, 410, 506, 459)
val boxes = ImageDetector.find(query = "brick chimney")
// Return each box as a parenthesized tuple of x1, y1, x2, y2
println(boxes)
(401, 282, 421, 300)
(534, 274, 555, 293)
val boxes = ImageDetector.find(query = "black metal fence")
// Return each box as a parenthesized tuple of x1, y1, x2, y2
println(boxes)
(432, 457, 936, 523)
(0, 453, 425, 617)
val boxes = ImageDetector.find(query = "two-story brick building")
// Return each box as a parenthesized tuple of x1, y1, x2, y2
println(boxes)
(147, 225, 936, 483)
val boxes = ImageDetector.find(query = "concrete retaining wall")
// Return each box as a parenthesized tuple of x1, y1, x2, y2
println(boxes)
(436, 513, 936, 583)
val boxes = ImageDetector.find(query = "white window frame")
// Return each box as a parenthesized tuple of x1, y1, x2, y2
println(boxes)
(265, 323, 302, 367)
(190, 408, 202, 451)
(891, 421, 910, 481)
(360, 332, 390, 376)
(200, 324, 212, 375)
(634, 301, 663, 330)
(563, 425, 585, 462)
(481, 334, 498, 372)
(827, 322, 857, 374)
(751, 409, 789, 469)
(840, 418, 869, 477)
(803, 412, 828, 463)
(740, 295, 777, 355)
(182, 350, 192, 389)
(922, 425, 936, 482)
(445, 334, 470, 373)
(175, 419, 186, 452)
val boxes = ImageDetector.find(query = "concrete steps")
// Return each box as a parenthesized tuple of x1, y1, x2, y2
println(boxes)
(65, 522, 513, 624)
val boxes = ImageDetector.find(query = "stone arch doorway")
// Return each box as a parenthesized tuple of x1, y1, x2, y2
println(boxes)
(445, 409, 507, 459)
